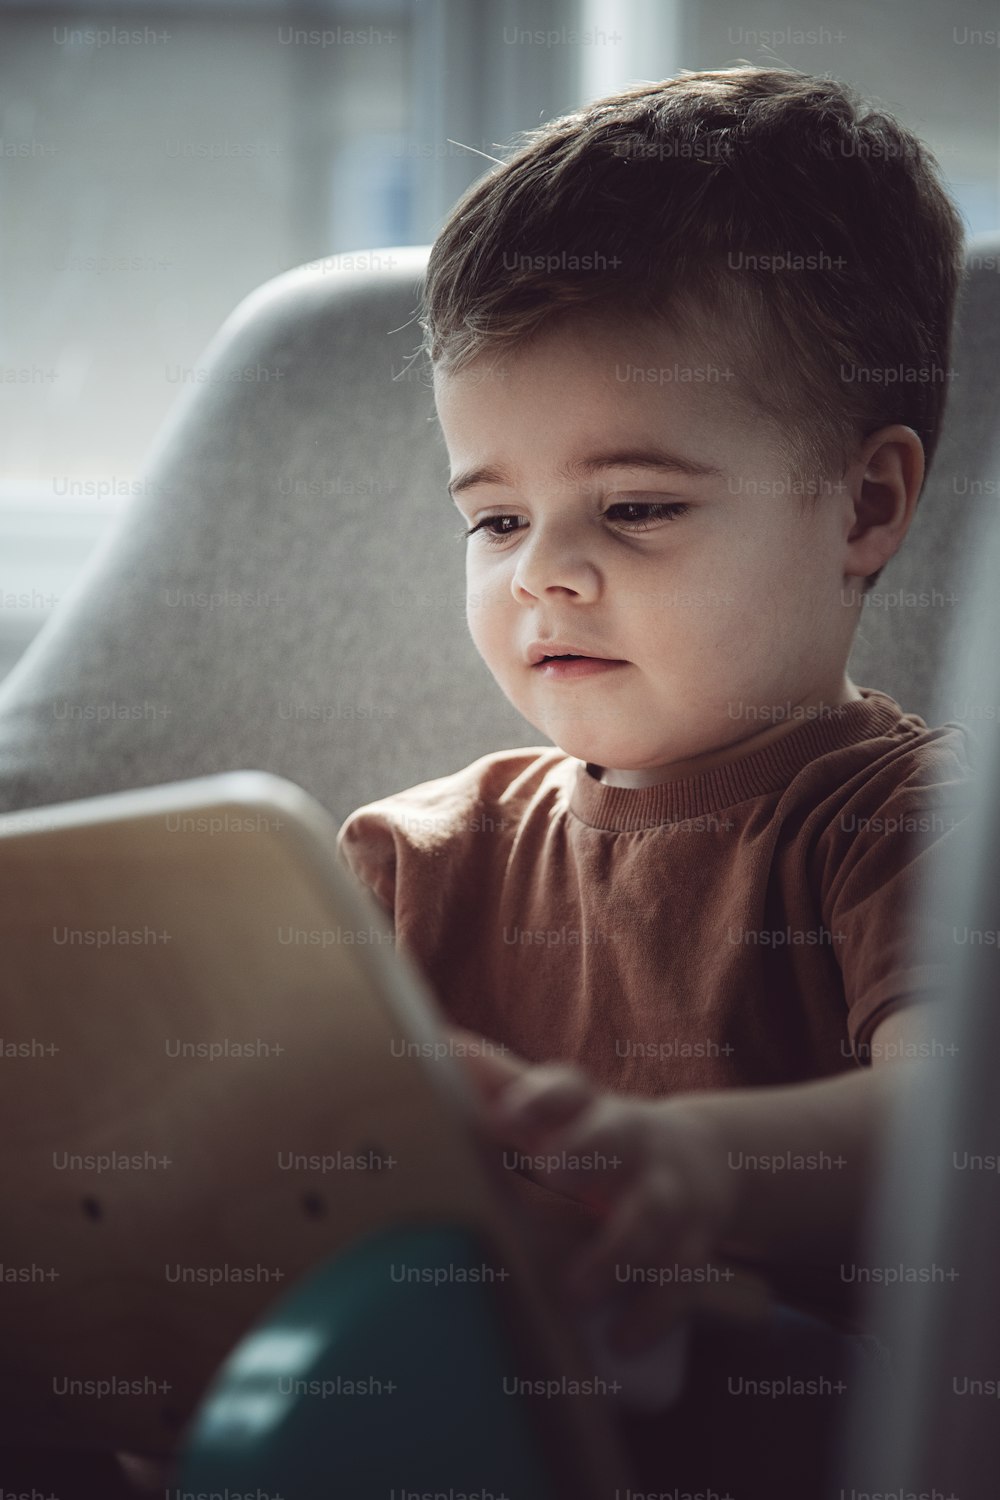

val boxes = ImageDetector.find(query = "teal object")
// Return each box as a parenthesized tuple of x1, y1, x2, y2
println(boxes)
(175, 1222, 556, 1498)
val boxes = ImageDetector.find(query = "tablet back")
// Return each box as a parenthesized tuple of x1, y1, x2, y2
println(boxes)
(0, 769, 631, 1490)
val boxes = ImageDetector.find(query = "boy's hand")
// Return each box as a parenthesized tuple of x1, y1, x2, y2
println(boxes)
(447, 1029, 753, 1352)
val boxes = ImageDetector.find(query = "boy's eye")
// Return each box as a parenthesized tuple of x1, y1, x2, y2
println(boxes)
(459, 501, 690, 544)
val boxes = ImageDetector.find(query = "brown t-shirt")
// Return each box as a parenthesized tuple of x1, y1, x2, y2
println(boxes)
(335, 686, 977, 1330)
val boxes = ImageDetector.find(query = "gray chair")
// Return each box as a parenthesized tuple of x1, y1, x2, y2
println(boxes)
(838, 397, 1000, 1496)
(1, 237, 998, 1500)
(0, 235, 998, 822)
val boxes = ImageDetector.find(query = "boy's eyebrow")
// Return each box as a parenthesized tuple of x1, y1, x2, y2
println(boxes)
(447, 446, 726, 500)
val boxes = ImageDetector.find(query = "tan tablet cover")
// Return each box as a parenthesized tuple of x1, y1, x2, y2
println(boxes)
(0, 771, 633, 1491)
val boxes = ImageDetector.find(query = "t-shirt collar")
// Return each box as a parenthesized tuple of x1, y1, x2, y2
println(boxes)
(568, 687, 906, 830)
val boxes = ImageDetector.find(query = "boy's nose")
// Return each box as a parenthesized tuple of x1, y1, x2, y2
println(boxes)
(511, 547, 603, 604)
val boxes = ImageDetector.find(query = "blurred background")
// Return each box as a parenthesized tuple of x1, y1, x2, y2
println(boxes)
(1, 0, 998, 682)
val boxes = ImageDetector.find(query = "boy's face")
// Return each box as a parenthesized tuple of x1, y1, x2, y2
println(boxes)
(434, 312, 862, 779)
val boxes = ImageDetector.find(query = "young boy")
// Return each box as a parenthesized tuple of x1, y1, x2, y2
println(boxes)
(336, 59, 975, 1440)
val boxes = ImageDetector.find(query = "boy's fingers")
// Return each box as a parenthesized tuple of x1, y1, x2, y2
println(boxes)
(447, 1028, 533, 1102)
(490, 1064, 595, 1131)
(448, 1038, 599, 1161)
(519, 1094, 647, 1206)
(567, 1190, 713, 1350)
(567, 1168, 689, 1299)
(447, 1031, 592, 1123)
(608, 1223, 753, 1351)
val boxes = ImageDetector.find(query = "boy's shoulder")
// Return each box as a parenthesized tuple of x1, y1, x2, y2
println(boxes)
(799, 688, 977, 826)
(335, 747, 575, 918)
(794, 691, 978, 937)
(337, 745, 574, 851)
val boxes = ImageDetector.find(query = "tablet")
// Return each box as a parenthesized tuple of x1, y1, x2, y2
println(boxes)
(0, 769, 630, 1487)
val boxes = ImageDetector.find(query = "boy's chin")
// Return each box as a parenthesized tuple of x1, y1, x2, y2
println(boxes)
(536, 731, 610, 759)
(503, 693, 668, 769)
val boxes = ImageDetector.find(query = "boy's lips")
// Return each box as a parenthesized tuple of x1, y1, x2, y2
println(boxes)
(526, 640, 627, 666)
(533, 656, 630, 679)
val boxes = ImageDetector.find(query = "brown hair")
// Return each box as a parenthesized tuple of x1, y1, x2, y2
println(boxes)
(419, 67, 966, 589)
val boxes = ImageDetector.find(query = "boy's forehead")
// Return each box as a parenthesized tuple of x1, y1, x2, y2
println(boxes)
(432, 311, 755, 452)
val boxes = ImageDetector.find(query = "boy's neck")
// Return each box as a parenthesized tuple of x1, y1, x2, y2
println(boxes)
(592, 676, 865, 788)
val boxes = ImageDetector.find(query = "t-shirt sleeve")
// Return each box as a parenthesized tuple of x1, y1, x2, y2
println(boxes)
(336, 807, 398, 928)
(817, 737, 978, 1060)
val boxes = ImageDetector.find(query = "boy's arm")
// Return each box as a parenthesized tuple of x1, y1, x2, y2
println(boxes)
(671, 1002, 936, 1270)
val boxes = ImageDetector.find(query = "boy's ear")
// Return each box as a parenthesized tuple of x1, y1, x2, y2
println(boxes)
(843, 424, 925, 581)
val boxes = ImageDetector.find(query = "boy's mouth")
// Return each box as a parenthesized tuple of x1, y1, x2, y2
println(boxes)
(526, 641, 631, 681)
(533, 656, 630, 679)
(526, 640, 626, 666)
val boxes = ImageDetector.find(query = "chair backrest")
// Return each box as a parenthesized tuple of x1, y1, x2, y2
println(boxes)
(837, 421, 1000, 1496)
(0, 236, 998, 823)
